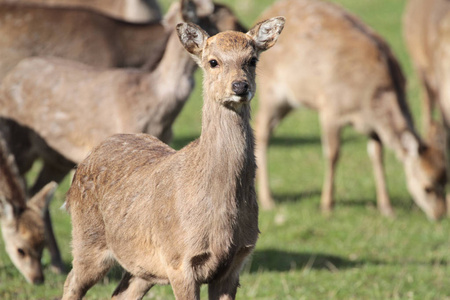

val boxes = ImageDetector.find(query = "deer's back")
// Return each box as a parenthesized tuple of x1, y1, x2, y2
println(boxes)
(0, 57, 153, 163)
(257, 0, 396, 116)
(0, 4, 123, 81)
(67, 134, 178, 274)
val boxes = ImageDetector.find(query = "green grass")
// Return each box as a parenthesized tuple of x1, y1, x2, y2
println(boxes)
(2, 0, 450, 299)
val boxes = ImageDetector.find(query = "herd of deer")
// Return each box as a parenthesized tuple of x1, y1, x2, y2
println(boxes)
(0, 0, 448, 298)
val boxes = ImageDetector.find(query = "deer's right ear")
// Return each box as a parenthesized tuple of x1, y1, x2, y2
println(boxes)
(177, 22, 209, 61)
(247, 16, 285, 52)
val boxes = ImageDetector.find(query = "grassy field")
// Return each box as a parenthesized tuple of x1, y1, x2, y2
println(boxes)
(1, 0, 450, 299)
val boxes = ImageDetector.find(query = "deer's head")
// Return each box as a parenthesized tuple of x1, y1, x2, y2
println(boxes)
(176, 17, 285, 111)
(401, 131, 447, 220)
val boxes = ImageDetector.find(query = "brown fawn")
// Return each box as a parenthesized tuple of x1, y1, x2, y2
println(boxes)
(62, 17, 285, 300)
(0, 133, 57, 284)
(255, 0, 447, 220)
(0, 0, 244, 274)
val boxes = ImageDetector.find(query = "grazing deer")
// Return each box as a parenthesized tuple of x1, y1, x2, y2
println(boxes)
(61, 17, 285, 300)
(403, 0, 450, 134)
(0, 134, 57, 284)
(255, 0, 447, 220)
(0, 0, 162, 22)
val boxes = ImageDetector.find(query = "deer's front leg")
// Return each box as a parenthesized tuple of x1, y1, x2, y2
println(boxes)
(367, 136, 394, 217)
(111, 272, 155, 300)
(319, 113, 341, 213)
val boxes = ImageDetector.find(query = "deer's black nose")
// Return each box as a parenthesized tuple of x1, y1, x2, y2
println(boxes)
(232, 81, 249, 96)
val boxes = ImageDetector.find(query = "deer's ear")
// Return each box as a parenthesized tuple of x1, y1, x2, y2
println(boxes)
(0, 196, 16, 225)
(177, 22, 209, 59)
(401, 131, 421, 158)
(28, 182, 57, 216)
(247, 16, 285, 52)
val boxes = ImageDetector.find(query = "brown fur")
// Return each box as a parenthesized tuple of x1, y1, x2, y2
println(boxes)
(0, 0, 244, 273)
(404, 0, 450, 214)
(0, 0, 162, 22)
(62, 17, 284, 300)
(255, 0, 446, 220)
(0, 134, 57, 284)
(403, 0, 450, 133)
(0, 2, 170, 84)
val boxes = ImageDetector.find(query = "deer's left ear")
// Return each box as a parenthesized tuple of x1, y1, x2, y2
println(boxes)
(177, 22, 209, 62)
(247, 16, 285, 52)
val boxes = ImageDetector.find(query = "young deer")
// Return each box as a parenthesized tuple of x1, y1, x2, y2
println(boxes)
(255, 0, 447, 220)
(61, 17, 285, 300)
(0, 134, 57, 284)
(0, 0, 244, 274)
(0, 0, 162, 22)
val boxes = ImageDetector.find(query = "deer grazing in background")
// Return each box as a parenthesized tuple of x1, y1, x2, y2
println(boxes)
(0, 0, 244, 275)
(0, 134, 57, 284)
(0, 0, 162, 22)
(61, 17, 284, 300)
(255, 0, 447, 220)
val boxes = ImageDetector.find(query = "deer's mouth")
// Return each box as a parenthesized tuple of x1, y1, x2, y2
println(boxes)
(224, 92, 253, 104)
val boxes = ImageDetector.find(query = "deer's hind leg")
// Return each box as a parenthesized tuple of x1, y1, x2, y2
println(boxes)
(62, 247, 115, 300)
(63, 203, 113, 300)
(112, 272, 156, 300)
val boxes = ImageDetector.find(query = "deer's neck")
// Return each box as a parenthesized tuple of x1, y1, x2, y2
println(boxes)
(189, 96, 256, 208)
(115, 21, 170, 69)
(124, 29, 197, 141)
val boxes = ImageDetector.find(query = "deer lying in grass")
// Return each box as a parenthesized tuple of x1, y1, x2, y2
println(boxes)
(0, 0, 162, 22)
(0, 0, 244, 275)
(255, 0, 447, 220)
(0, 134, 57, 284)
(61, 17, 285, 300)
(403, 0, 450, 134)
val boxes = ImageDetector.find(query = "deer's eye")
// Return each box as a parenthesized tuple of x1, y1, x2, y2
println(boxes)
(209, 60, 219, 68)
(249, 57, 258, 67)
(425, 186, 434, 194)
(17, 248, 26, 257)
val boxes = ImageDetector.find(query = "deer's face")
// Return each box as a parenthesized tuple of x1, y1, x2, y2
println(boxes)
(1, 208, 46, 284)
(404, 146, 447, 220)
(201, 32, 258, 109)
